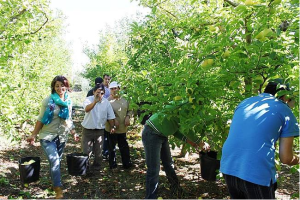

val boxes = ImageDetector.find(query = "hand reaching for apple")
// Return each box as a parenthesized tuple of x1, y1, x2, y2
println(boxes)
(199, 142, 210, 152)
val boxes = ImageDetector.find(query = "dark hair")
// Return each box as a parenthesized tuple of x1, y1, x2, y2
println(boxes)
(264, 80, 289, 96)
(103, 74, 110, 79)
(93, 83, 105, 92)
(51, 75, 70, 94)
(95, 77, 103, 85)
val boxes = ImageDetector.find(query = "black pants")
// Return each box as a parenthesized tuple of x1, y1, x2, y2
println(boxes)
(107, 130, 131, 168)
(223, 174, 277, 199)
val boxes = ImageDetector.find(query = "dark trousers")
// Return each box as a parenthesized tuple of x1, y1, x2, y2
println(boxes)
(107, 130, 131, 168)
(102, 131, 109, 157)
(223, 174, 277, 199)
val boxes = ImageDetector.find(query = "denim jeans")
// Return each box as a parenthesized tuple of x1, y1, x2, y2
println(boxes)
(223, 174, 277, 199)
(40, 136, 65, 187)
(142, 125, 179, 199)
(107, 130, 131, 168)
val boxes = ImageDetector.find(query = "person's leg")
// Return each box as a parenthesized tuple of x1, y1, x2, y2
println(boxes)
(224, 174, 276, 199)
(40, 136, 64, 187)
(142, 125, 163, 199)
(102, 130, 109, 159)
(93, 129, 104, 167)
(223, 174, 246, 199)
(117, 133, 132, 168)
(160, 138, 182, 197)
(240, 178, 276, 199)
(108, 133, 118, 169)
(56, 137, 66, 161)
(81, 128, 94, 157)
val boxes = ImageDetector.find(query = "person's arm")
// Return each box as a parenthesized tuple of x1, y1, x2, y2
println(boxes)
(85, 94, 101, 112)
(279, 137, 300, 165)
(85, 101, 97, 112)
(107, 102, 116, 133)
(174, 130, 210, 151)
(124, 101, 133, 126)
(27, 121, 43, 145)
(108, 119, 116, 133)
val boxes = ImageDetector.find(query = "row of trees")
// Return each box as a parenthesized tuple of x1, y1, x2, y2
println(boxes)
(1, 1, 298, 175)
(0, 0, 72, 139)
(82, 0, 299, 155)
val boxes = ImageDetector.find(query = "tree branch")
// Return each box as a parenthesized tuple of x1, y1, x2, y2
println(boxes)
(27, 12, 48, 35)
(0, 9, 27, 35)
(157, 5, 178, 19)
(224, 0, 239, 7)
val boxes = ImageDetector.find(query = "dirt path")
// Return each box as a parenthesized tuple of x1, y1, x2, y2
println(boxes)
(0, 108, 298, 199)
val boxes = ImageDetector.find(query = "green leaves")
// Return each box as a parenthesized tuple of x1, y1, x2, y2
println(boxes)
(82, 0, 299, 153)
(0, 0, 73, 139)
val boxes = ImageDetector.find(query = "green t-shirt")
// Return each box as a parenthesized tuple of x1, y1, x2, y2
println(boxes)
(146, 104, 201, 144)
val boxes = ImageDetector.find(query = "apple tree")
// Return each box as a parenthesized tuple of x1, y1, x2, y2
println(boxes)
(0, 0, 73, 139)
(122, 0, 299, 153)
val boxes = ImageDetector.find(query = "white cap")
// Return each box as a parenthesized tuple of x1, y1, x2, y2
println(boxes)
(109, 81, 120, 89)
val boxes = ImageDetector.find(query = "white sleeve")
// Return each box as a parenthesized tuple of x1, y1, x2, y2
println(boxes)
(83, 96, 93, 110)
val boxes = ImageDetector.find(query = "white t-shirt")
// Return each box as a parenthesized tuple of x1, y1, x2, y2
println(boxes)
(81, 96, 115, 129)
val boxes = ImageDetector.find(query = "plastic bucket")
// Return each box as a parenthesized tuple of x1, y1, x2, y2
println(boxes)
(200, 151, 220, 181)
(66, 153, 89, 176)
(19, 157, 40, 184)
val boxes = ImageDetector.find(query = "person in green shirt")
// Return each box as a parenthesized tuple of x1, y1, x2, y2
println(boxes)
(142, 103, 210, 199)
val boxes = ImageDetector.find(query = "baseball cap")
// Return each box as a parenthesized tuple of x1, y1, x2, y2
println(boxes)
(109, 81, 120, 89)
(95, 77, 103, 85)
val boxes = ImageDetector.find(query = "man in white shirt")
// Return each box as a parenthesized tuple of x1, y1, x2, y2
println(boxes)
(81, 84, 116, 170)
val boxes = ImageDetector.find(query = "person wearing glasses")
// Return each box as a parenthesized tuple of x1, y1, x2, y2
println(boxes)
(105, 81, 133, 169)
(81, 84, 116, 171)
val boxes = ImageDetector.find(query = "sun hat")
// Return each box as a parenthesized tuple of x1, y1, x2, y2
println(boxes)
(109, 81, 120, 89)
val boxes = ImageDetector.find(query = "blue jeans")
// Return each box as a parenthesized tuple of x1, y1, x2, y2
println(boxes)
(142, 125, 179, 199)
(40, 136, 65, 187)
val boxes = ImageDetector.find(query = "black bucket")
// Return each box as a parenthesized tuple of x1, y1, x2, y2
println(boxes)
(66, 153, 89, 176)
(200, 151, 220, 181)
(19, 157, 40, 184)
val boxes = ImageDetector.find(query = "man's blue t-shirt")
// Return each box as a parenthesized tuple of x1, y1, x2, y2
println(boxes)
(220, 93, 299, 186)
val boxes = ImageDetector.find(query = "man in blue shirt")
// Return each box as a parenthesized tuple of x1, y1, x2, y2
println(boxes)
(220, 80, 299, 199)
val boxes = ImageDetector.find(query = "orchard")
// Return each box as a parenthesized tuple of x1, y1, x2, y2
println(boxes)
(84, 0, 299, 157)
(0, 0, 299, 199)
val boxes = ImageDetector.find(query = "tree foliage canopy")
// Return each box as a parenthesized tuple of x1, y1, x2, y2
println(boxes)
(0, 0, 72, 139)
(83, 0, 299, 152)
